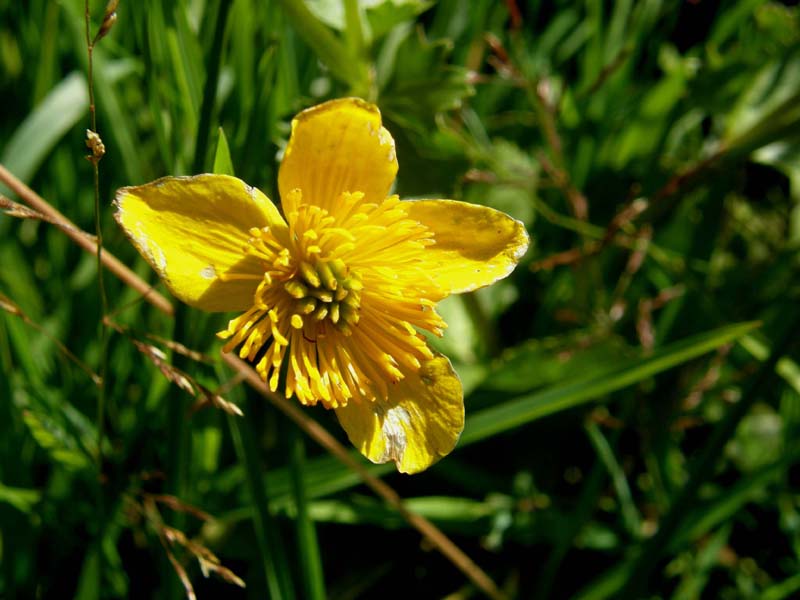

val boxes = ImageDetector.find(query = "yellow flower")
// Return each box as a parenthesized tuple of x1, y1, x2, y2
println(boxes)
(114, 98, 529, 473)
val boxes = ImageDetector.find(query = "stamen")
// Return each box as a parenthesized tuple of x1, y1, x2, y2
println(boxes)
(219, 189, 447, 407)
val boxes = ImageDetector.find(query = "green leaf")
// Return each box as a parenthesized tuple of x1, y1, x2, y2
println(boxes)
(212, 127, 235, 176)
(379, 25, 474, 128)
(228, 413, 296, 600)
(0, 483, 40, 514)
(762, 573, 800, 600)
(288, 430, 326, 600)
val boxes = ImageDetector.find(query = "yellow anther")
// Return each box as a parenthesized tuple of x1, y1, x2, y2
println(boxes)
(340, 302, 359, 325)
(330, 302, 340, 324)
(343, 291, 360, 308)
(334, 286, 348, 301)
(291, 314, 304, 329)
(299, 262, 321, 287)
(285, 280, 309, 299)
(310, 288, 333, 303)
(329, 259, 348, 279)
(313, 305, 329, 321)
(316, 261, 338, 290)
(297, 297, 317, 314)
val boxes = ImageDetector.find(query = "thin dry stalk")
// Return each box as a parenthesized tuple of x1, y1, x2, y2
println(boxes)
(105, 319, 244, 417)
(0, 195, 99, 242)
(128, 492, 245, 598)
(484, 34, 588, 221)
(681, 345, 732, 410)
(531, 149, 725, 272)
(0, 291, 102, 386)
(636, 285, 686, 352)
(0, 164, 174, 316)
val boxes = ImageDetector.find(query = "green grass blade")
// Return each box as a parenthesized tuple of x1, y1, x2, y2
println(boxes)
(461, 321, 760, 444)
(289, 428, 326, 600)
(762, 573, 800, 600)
(228, 414, 296, 600)
(586, 421, 642, 538)
(0, 71, 87, 193)
(212, 127, 235, 176)
(192, 0, 232, 173)
(276, 0, 367, 92)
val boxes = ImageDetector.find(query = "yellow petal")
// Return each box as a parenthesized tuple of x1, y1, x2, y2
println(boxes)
(405, 199, 530, 294)
(278, 98, 398, 216)
(335, 354, 464, 474)
(114, 174, 286, 312)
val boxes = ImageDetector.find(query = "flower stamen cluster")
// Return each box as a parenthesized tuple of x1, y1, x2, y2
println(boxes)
(218, 189, 447, 409)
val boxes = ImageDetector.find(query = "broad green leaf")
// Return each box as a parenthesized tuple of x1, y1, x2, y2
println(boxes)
(379, 26, 474, 127)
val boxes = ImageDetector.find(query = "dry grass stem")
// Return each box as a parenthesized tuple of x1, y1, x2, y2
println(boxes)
(0, 164, 174, 316)
(0, 291, 102, 386)
(105, 320, 244, 417)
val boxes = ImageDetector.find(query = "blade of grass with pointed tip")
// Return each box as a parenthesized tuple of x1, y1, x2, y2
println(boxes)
(461, 321, 760, 445)
(212, 127, 235, 176)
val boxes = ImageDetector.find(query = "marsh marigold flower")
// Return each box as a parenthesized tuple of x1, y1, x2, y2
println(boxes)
(115, 98, 528, 473)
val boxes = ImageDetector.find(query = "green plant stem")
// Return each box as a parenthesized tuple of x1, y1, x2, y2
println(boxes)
(192, 0, 232, 174)
(276, 0, 368, 94)
(343, 0, 365, 59)
(85, 0, 108, 468)
(85, 0, 108, 593)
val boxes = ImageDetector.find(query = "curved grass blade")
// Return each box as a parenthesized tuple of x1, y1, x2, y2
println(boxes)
(461, 321, 760, 444)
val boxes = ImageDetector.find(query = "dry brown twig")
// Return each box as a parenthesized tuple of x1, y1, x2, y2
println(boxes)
(531, 149, 725, 273)
(0, 290, 102, 386)
(0, 164, 174, 316)
(0, 195, 99, 242)
(127, 492, 246, 599)
(636, 285, 687, 352)
(105, 319, 244, 417)
(681, 344, 732, 411)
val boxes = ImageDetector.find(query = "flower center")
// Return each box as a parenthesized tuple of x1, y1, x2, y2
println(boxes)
(218, 190, 448, 409)
(282, 257, 362, 336)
